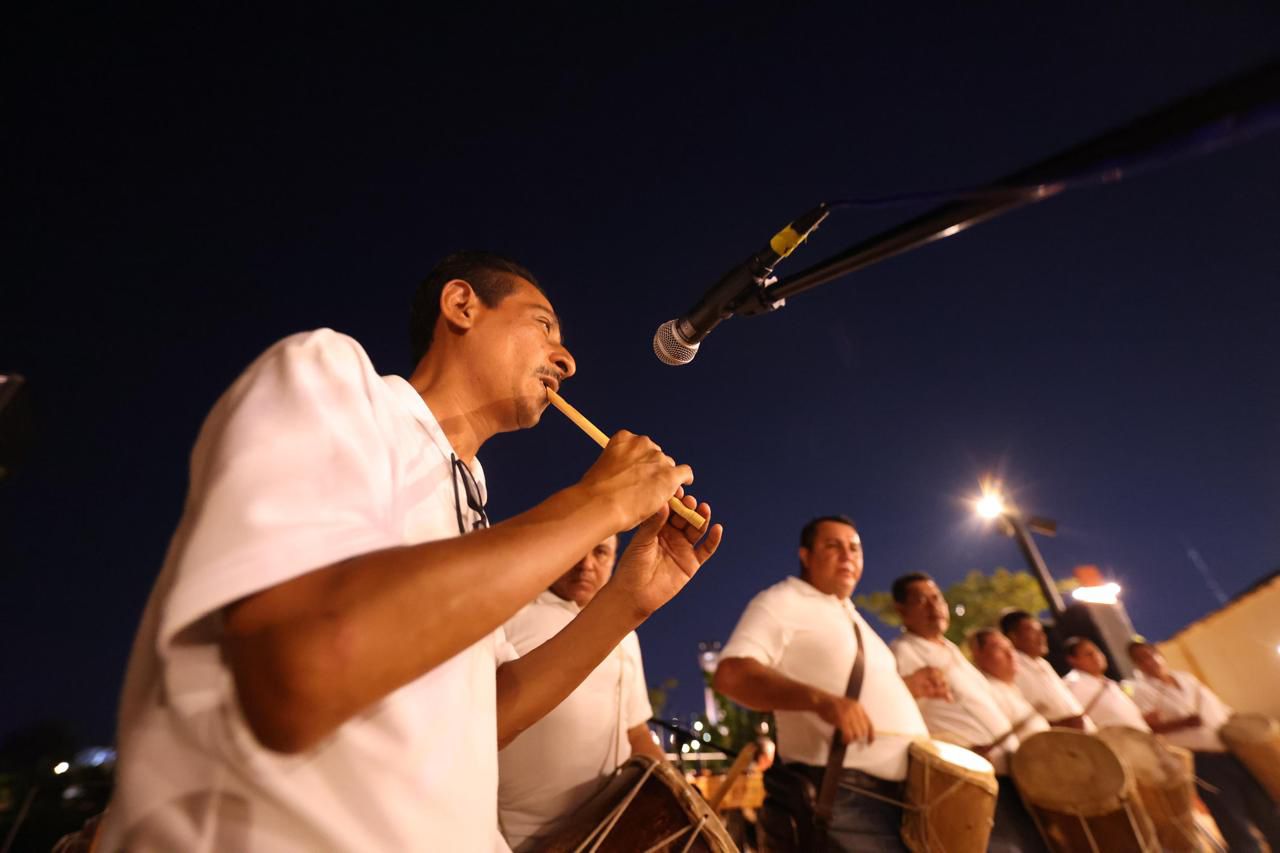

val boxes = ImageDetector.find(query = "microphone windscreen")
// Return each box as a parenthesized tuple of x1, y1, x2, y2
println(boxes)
(653, 320, 699, 365)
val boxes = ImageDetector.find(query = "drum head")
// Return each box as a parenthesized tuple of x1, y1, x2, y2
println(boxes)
(1096, 726, 1185, 787)
(1220, 712, 1278, 746)
(909, 739, 998, 795)
(1013, 729, 1129, 816)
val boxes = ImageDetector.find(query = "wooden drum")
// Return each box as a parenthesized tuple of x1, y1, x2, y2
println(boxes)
(901, 739, 998, 853)
(1097, 726, 1206, 852)
(1012, 729, 1159, 853)
(1219, 712, 1280, 804)
(536, 755, 738, 853)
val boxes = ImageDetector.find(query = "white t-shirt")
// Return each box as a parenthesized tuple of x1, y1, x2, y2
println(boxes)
(719, 577, 928, 781)
(498, 592, 653, 851)
(1063, 670, 1150, 732)
(1131, 670, 1233, 753)
(891, 633, 1018, 774)
(99, 330, 515, 852)
(983, 676, 1051, 740)
(1013, 651, 1097, 732)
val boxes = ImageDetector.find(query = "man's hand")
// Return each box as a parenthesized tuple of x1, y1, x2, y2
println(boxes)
(816, 693, 875, 745)
(579, 431, 694, 531)
(903, 666, 954, 702)
(603, 491, 722, 619)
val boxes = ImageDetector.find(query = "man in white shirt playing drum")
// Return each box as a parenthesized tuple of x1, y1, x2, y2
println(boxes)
(1000, 610, 1095, 731)
(713, 516, 930, 852)
(99, 252, 723, 852)
(498, 534, 665, 850)
(1128, 640, 1280, 852)
(1060, 637, 1149, 731)
(890, 574, 1046, 853)
(968, 627, 1050, 743)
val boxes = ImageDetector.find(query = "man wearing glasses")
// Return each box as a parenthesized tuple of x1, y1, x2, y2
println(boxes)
(99, 252, 722, 852)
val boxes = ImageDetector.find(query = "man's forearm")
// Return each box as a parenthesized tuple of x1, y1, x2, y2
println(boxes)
(495, 587, 641, 748)
(712, 657, 828, 714)
(224, 483, 621, 753)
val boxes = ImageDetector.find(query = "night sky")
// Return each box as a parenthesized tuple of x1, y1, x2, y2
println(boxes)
(5, 5, 1279, 746)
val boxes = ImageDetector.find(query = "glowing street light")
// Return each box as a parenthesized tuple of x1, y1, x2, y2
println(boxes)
(1072, 582, 1122, 605)
(53, 761, 70, 775)
(971, 479, 1066, 617)
(975, 491, 1005, 520)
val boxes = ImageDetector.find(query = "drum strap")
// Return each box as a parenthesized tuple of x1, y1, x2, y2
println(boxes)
(1081, 678, 1110, 716)
(815, 620, 866, 827)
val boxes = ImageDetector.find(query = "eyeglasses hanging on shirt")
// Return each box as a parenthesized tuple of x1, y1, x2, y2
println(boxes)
(451, 453, 490, 535)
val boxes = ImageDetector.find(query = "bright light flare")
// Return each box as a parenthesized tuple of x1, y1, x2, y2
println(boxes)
(974, 491, 1006, 520)
(1072, 582, 1122, 604)
(53, 761, 70, 775)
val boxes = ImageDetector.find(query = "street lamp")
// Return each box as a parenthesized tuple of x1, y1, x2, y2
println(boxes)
(972, 481, 1066, 617)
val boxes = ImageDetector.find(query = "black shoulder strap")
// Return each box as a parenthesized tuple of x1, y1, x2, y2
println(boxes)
(816, 619, 865, 825)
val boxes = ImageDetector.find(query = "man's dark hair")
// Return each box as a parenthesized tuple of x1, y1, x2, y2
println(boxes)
(969, 626, 1001, 653)
(1063, 635, 1089, 659)
(799, 515, 857, 550)
(891, 572, 934, 604)
(408, 251, 541, 363)
(999, 609, 1033, 636)
(1126, 637, 1153, 659)
(797, 515, 856, 573)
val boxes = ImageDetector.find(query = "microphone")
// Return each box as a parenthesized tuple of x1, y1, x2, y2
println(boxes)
(653, 204, 829, 365)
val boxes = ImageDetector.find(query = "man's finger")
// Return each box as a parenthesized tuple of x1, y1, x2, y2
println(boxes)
(695, 523, 723, 562)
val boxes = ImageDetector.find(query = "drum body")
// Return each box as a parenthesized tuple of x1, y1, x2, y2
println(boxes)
(901, 739, 997, 853)
(1012, 729, 1159, 853)
(536, 755, 737, 852)
(1097, 726, 1205, 852)
(1219, 712, 1280, 804)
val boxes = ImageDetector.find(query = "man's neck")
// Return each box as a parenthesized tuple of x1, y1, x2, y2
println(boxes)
(408, 353, 504, 464)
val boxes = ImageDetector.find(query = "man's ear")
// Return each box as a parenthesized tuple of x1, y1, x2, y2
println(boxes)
(439, 279, 481, 331)
(797, 547, 809, 575)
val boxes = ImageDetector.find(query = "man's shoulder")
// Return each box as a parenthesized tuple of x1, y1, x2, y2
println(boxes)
(261, 328, 376, 372)
(503, 595, 574, 653)
(229, 329, 381, 397)
(749, 576, 810, 607)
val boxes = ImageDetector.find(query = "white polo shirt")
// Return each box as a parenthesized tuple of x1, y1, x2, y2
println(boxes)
(498, 591, 653, 851)
(719, 577, 928, 781)
(983, 676, 1051, 740)
(1131, 670, 1233, 753)
(891, 633, 1018, 774)
(100, 330, 514, 852)
(1063, 671, 1150, 732)
(1013, 651, 1097, 732)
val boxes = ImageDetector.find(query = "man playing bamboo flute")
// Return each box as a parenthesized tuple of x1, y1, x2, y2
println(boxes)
(99, 251, 722, 852)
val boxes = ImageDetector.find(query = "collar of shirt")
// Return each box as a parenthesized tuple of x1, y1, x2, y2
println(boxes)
(384, 375, 487, 500)
(781, 575, 856, 615)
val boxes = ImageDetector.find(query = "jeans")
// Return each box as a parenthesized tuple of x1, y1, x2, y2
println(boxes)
(988, 778, 1048, 853)
(769, 764, 907, 853)
(1194, 751, 1280, 853)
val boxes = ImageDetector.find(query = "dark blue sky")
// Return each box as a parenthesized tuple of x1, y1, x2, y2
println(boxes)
(4, 5, 1279, 743)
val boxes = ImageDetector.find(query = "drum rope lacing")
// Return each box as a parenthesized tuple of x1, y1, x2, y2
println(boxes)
(570, 761, 712, 853)
(841, 764, 982, 853)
